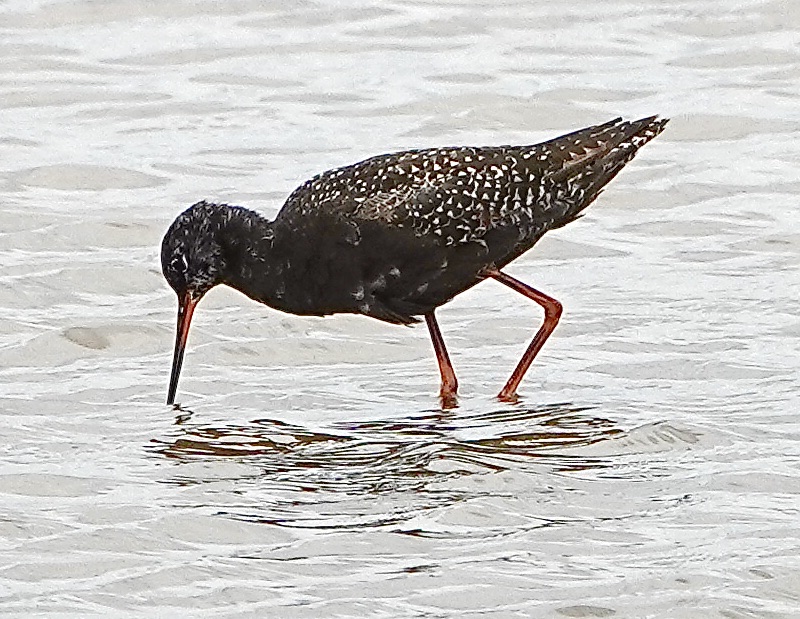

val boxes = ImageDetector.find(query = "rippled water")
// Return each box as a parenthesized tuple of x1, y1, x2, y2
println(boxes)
(2, 0, 800, 616)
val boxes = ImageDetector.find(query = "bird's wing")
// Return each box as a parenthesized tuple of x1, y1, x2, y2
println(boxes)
(277, 117, 667, 246)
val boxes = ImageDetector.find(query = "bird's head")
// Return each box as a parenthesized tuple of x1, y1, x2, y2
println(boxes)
(161, 201, 227, 298)
(161, 201, 228, 405)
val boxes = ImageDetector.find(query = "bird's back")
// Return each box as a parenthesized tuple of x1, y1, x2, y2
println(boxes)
(278, 116, 666, 244)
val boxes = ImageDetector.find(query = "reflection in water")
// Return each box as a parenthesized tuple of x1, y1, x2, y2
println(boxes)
(157, 412, 348, 459)
(148, 403, 625, 529)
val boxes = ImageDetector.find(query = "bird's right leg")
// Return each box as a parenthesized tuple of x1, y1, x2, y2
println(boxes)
(488, 268, 563, 403)
(424, 312, 458, 409)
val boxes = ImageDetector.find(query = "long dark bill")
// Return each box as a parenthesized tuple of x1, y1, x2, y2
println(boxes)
(166, 292, 199, 405)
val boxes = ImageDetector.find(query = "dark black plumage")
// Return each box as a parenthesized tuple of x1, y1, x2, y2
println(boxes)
(162, 115, 668, 406)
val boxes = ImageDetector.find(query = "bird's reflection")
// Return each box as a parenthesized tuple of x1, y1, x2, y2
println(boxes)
(148, 402, 632, 530)
(150, 401, 622, 483)
(155, 409, 348, 461)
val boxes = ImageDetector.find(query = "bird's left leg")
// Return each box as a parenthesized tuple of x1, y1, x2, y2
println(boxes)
(487, 268, 563, 402)
(424, 312, 458, 409)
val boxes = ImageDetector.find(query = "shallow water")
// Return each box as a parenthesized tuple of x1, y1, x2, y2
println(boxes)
(2, 0, 800, 616)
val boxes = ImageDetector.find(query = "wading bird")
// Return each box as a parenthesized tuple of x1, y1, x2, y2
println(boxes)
(162, 116, 668, 406)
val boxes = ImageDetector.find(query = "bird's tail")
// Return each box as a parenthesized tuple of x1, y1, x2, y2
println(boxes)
(544, 115, 669, 229)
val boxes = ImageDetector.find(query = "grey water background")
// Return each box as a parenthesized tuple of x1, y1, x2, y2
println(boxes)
(1, 0, 799, 616)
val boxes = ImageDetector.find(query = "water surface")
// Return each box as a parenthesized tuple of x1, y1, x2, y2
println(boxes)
(1, 0, 799, 617)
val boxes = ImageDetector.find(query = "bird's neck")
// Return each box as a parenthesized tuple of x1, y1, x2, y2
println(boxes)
(217, 205, 289, 307)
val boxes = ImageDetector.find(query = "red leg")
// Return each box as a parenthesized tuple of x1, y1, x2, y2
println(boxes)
(424, 312, 458, 408)
(488, 269, 563, 402)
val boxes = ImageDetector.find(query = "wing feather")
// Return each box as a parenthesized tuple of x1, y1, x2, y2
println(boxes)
(276, 117, 668, 246)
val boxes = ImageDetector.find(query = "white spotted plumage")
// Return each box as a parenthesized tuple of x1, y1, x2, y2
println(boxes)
(278, 116, 668, 249)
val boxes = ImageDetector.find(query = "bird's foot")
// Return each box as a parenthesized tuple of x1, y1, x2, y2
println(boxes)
(439, 389, 459, 410)
(496, 389, 520, 404)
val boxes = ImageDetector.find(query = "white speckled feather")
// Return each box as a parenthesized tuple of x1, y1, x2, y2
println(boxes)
(278, 116, 667, 247)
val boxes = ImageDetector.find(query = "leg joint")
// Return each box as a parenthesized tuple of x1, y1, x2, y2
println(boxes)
(548, 299, 563, 321)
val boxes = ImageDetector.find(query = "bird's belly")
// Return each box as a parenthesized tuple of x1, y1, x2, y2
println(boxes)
(268, 221, 526, 323)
